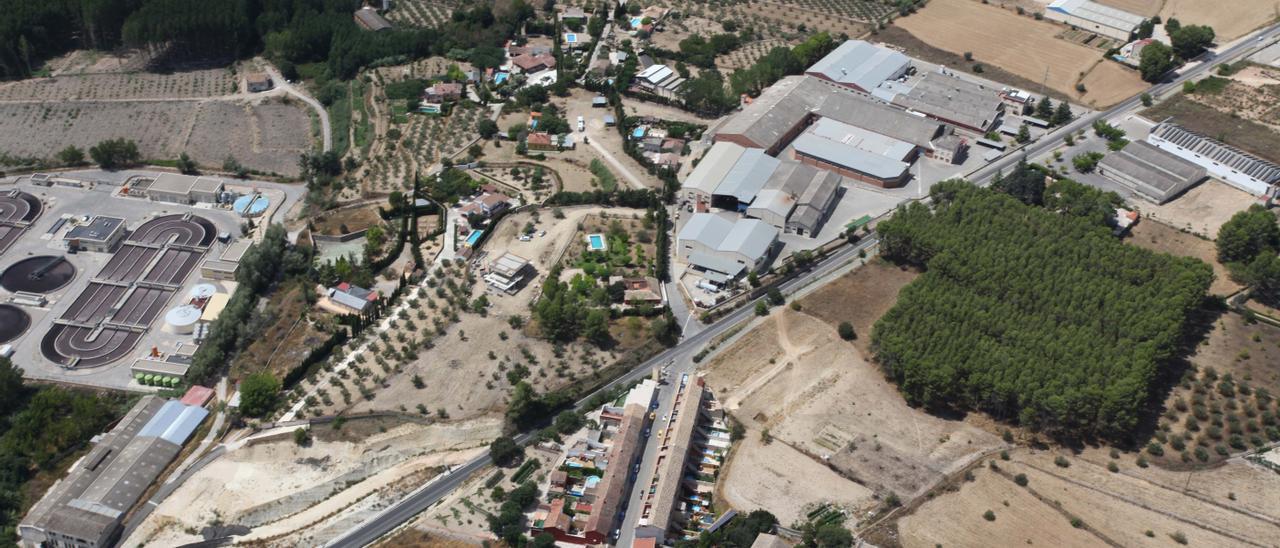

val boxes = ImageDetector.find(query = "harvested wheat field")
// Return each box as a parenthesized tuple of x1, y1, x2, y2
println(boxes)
(894, 0, 1146, 107)
(1162, 0, 1279, 40)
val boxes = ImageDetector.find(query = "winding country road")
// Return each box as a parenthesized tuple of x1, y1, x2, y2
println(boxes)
(263, 64, 333, 153)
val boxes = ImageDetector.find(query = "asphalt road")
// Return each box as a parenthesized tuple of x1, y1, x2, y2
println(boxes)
(323, 23, 1280, 548)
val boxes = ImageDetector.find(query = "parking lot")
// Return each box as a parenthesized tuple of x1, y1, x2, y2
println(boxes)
(0, 173, 286, 389)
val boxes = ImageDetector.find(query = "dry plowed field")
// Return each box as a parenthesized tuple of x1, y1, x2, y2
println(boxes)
(0, 98, 311, 176)
(1162, 0, 1279, 40)
(0, 68, 236, 101)
(899, 448, 1280, 547)
(894, 0, 1147, 107)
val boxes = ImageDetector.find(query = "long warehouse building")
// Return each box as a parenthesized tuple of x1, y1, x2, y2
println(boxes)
(19, 396, 209, 548)
(1146, 122, 1280, 198)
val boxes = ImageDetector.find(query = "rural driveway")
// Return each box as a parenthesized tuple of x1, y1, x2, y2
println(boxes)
(263, 65, 332, 153)
(587, 132, 647, 190)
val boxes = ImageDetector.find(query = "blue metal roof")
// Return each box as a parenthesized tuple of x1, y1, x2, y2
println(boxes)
(137, 400, 209, 445)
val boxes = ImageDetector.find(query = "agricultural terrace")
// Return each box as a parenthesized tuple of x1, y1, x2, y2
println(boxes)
(0, 98, 312, 175)
(385, 0, 462, 28)
(892, 0, 1147, 107)
(360, 100, 487, 193)
(717, 39, 796, 73)
(0, 67, 237, 101)
(872, 184, 1212, 440)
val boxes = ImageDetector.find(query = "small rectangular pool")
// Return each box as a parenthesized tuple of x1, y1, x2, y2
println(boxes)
(631, 127, 646, 138)
(587, 233, 607, 251)
(465, 229, 484, 247)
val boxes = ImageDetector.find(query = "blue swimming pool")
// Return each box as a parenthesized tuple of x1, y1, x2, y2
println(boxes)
(632, 127, 646, 138)
(494, 72, 509, 84)
(465, 229, 484, 247)
(565, 33, 578, 43)
(630, 17, 643, 28)
(587, 233, 606, 251)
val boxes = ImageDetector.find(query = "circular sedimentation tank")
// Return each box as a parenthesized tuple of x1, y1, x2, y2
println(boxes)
(165, 305, 201, 334)
(0, 304, 31, 343)
(1, 256, 76, 294)
(233, 194, 270, 218)
(189, 283, 217, 300)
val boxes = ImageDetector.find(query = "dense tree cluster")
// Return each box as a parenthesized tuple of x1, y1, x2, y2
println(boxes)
(1139, 41, 1176, 82)
(1, 0, 536, 81)
(1167, 20, 1215, 59)
(873, 183, 1212, 439)
(677, 510, 777, 548)
(89, 138, 141, 170)
(676, 32, 835, 115)
(1217, 206, 1280, 306)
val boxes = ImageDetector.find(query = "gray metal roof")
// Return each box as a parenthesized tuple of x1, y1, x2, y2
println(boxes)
(758, 161, 841, 233)
(1048, 0, 1144, 30)
(19, 396, 205, 547)
(716, 76, 944, 152)
(1099, 140, 1206, 201)
(688, 251, 745, 277)
(65, 216, 124, 242)
(354, 7, 393, 30)
(806, 40, 910, 91)
(332, 290, 370, 312)
(718, 218, 777, 261)
(679, 214, 777, 264)
(1148, 123, 1280, 185)
(683, 142, 747, 195)
(137, 400, 209, 445)
(745, 188, 796, 220)
(889, 72, 1005, 131)
(807, 117, 916, 160)
(792, 133, 910, 180)
(716, 148, 781, 202)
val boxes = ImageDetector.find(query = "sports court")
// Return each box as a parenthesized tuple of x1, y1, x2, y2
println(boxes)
(0, 190, 42, 255)
(41, 214, 216, 368)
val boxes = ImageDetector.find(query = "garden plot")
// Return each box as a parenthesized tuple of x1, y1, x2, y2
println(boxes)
(893, 0, 1147, 107)
(386, 0, 460, 28)
(1161, 0, 1278, 40)
(0, 68, 237, 101)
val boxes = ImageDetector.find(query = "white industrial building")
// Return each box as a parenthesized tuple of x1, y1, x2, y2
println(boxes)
(1146, 123, 1280, 198)
(681, 142, 842, 237)
(144, 173, 226, 204)
(805, 40, 911, 93)
(1044, 0, 1145, 41)
(677, 214, 779, 282)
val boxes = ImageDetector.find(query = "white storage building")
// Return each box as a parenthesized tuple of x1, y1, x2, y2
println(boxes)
(1045, 0, 1145, 41)
(1146, 123, 1280, 198)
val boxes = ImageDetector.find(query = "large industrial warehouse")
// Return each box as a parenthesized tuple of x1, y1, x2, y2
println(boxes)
(19, 396, 209, 548)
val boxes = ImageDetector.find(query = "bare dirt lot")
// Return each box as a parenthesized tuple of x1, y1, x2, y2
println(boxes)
(892, 0, 1147, 107)
(707, 296, 1005, 525)
(1162, 0, 1279, 40)
(126, 418, 489, 547)
(1125, 218, 1243, 296)
(897, 446, 1280, 547)
(1141, 89, 1280, 164)
(796, 259, 919, 355)
(1133, 179, 1260, 239)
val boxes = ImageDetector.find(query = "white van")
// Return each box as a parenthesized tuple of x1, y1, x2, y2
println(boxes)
(577, 115, 585, 132)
